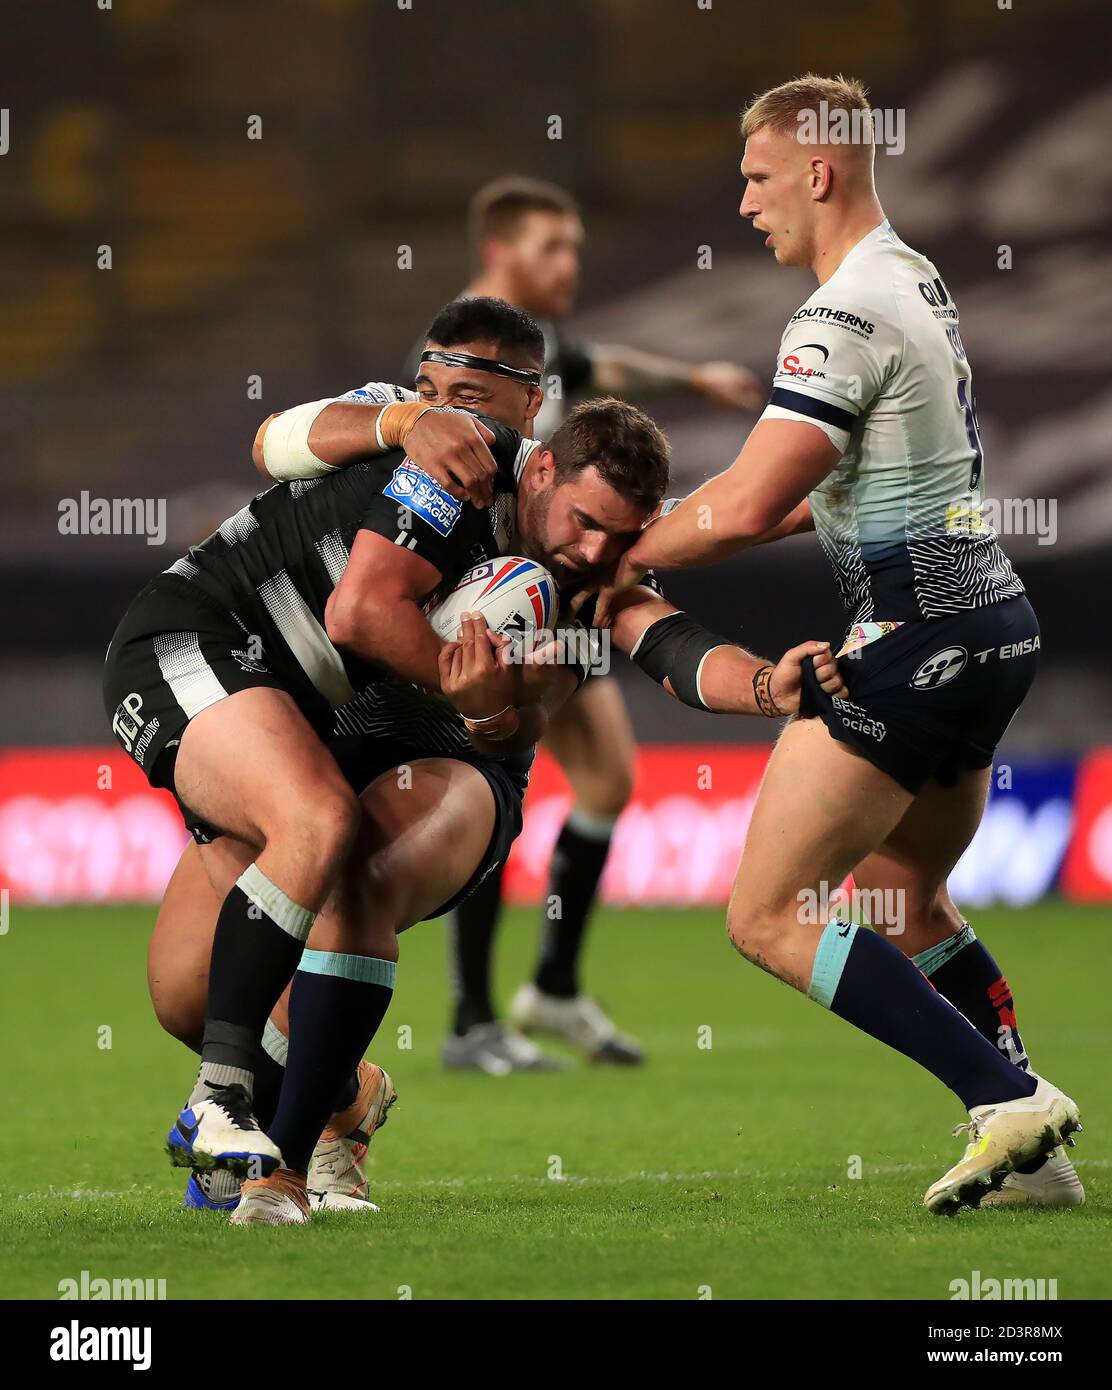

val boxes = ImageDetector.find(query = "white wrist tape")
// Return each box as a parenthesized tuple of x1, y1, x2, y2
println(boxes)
(374, 403, 394, 453)
(261, 398, 337, 480)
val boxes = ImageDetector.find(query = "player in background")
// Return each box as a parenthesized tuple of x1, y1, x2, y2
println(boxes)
(605, 75, 1083, 1213)
(418, 178, 768, 1074)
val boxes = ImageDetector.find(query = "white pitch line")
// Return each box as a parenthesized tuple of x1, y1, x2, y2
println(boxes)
(17, 1157, 1108, 1201)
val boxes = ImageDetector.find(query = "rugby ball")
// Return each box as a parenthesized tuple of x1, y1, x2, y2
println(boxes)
(426, 556, 557, 641)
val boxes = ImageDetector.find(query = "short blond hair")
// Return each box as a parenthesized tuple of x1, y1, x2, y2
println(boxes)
(741, 73, 872, 143)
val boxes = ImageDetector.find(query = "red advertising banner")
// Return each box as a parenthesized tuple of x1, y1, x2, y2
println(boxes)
(503, 745, 770, 905)
(0, 744, 770, 907)
(0, 744, 1106, 907)
(1061, 750, 1112, 901)
(0, 748, 188, 903)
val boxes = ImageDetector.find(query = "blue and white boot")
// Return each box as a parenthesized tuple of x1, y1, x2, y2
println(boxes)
(167, 1082, 282, 1178)
(184, 1169, 242, 1211)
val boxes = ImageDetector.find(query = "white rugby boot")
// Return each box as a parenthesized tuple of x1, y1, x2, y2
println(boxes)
(923, 1076, 1081, 1216)
(229, 1167, 310, 1226)
(980, 1149, 1085, 1208)
(510, 983, 644, 1064)
(307, 1061, 396, 1211)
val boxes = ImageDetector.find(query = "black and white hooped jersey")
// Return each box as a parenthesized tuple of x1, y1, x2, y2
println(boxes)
(159, 387, 536, 708)
(760, 221, 1024, 625)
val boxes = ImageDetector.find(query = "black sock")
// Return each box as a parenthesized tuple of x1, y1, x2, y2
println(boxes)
(809, 921, 1037, 1111)
(912, 923, 1029, 1070)
(252, 1040, 286, 1132)
(449, 860, 504, 1035)
(201, 867, 314, 1077)
(268, 951, 395, 1175)
(534, 812, 615, 998)
(254, 1020, 358, 1132)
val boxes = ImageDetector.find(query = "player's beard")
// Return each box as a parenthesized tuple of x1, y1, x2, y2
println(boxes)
(519, 485, 586, 591)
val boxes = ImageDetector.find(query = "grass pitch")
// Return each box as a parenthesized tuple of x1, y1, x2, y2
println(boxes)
(1, 903, 1108, 1301)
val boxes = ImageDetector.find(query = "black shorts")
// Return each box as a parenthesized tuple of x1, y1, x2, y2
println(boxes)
(103, 578, 336, 792)
(800, 594, 1041, 794)
(104, 579, 525, 920)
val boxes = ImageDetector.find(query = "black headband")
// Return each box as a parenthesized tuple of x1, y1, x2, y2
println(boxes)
(420, 349, 542, 387)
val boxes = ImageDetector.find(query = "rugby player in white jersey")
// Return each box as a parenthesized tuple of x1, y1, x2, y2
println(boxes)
(605, 75, 1083, 1212)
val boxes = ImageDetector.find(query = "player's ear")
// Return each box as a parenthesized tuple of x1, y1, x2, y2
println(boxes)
(810, 156, 832, 201)
(531, 447, 557, 486)
(524, 385, 545, 422)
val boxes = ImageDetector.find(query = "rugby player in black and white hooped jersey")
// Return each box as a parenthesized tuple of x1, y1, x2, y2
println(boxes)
(409, 178, 768, 1075)
(605, 75, 1083, 1214)
(144, 299, 564, 1214)
(129, 297, 848, 1224)
(104, 339, 671, 1212)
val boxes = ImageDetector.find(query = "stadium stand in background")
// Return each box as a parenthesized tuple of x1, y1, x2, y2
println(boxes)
(1, 0, 1108, 908)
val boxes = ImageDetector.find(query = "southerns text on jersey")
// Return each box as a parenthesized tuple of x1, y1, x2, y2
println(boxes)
(789, 305, 875, 337)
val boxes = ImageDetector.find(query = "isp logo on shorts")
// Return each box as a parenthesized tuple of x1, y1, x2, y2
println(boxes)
(911, 646, 967, 690)
(384, 464, 462, 537)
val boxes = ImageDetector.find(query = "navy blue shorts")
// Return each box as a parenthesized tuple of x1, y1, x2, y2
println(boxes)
(800, 595, 1041, 794)
(325, 732, 526, 921)
(167, 730, 524, 921)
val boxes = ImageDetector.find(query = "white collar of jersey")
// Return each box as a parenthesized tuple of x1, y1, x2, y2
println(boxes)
(515, 436, 540, 484)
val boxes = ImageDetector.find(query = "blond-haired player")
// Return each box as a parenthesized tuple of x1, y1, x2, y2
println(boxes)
(607, 75, 1082, 1213)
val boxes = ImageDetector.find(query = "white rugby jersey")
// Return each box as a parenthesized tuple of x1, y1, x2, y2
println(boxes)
(761, 221, 1024, 623)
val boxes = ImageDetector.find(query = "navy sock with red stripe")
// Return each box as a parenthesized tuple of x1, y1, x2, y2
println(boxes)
(912, 923, 1028, 1070)
(809, 920, 1036, 1110)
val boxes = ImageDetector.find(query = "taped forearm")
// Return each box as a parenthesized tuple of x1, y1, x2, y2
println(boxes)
(628, 610, 734, 710)
(257, 399, 338, 480)
(256, 395, 430, 481)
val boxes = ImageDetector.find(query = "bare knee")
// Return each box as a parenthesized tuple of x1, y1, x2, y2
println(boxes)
(310, 856, 403, 963)
(267, 785, 361, 903)
(573, 771, 633, 821)
(312, 788, 361, 866)
(726, 897, 785, 965)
